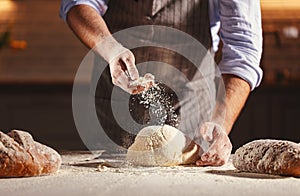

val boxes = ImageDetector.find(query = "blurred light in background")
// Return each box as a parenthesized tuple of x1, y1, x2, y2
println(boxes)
(0, 0, 17, 29)
(261, 0, 300, 10)
(0, 1, 26, 50)
(0, 0, 16, 12)
(282, 26, 299, 39)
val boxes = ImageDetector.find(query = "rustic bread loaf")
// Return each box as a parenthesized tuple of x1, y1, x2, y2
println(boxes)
(0, 130, 61, 177)
(233, 139, 300, 177)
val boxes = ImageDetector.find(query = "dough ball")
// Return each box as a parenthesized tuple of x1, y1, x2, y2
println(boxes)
(126, 125, 200, 166)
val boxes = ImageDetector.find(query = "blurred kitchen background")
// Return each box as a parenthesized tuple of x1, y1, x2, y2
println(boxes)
(0, 0, 299, 151)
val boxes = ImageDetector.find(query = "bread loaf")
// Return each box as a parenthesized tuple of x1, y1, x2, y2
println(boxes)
(233, 139, 300, 177)
(0, 130, 61, 177)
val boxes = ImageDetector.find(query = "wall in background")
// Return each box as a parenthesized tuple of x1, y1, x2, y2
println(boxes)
(0, 0, 88, 150)
(0, 0, 88, 83)
(261, 1, 300, 86)
(261, 0, 300, 10)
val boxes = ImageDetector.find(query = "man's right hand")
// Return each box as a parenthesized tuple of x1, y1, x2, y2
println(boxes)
(95, 37, 140, 93)
(108, 48, 139, 92)
(66, 5, 149, 94)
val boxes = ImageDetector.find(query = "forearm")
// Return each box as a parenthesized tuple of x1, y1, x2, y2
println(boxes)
(67, 4, 126, 63)
(212, 74, 250, 135)
(66, 4, 111, 50)
(214, 1, 262, 134)
(65, 4, 140, 91)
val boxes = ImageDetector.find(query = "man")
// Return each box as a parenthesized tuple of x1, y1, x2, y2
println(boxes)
(60, 0, 263, 166)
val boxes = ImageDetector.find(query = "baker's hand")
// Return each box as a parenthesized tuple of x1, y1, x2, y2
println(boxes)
(95, 37, 139, 93)
(195, 122, 232, 166)
(109, 48, 139, 92)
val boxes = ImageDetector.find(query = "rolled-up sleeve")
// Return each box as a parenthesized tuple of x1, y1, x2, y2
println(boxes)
(217, 0, 263, 90)
(60, 0, 108, 21)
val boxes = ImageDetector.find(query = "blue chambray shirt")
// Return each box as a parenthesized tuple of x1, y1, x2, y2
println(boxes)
(60, 0, 263, 90)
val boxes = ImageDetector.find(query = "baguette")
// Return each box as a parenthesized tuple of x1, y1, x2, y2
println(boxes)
(233, 139, 300, 177)
(0, 130, 61, 177)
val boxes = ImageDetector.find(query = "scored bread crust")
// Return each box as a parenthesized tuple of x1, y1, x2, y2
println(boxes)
(233, 139, 300, 177)
(0, 130, 61, 177)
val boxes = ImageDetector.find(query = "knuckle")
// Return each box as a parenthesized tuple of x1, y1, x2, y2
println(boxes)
(112, 70, 123, 79)
(123, 57, 130, 63)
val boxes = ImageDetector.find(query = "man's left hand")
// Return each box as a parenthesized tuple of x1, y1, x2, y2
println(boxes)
(195, 122, 232, 166)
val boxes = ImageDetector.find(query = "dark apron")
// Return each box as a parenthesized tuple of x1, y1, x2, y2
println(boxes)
(94, 0, 214, 148)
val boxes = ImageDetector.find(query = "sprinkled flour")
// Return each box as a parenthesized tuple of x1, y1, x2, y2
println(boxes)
(129, 80, 179, 127)
(128, 73, 155, 94)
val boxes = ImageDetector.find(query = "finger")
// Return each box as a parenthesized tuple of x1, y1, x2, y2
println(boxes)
(205, 142, 218, 156)
(116, 73, 130, 91)
(214, 152, 229, 166)
(199, 137, 232, 166)
(207, 144, 231, 164)
(196, 159, 212, 166)
(200, 153, 209, 162)
(207, 154, 218, 162)
(200, 148, 217, 162)
(203, 129, 227, 156)
(196, 158, 222, 167)
(111, 68, 123, 85)
(121, 56, 139, 80)
(197, 154, 225, 166)
(111, 68, 131, 92)
(200, 140, 227, 163)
